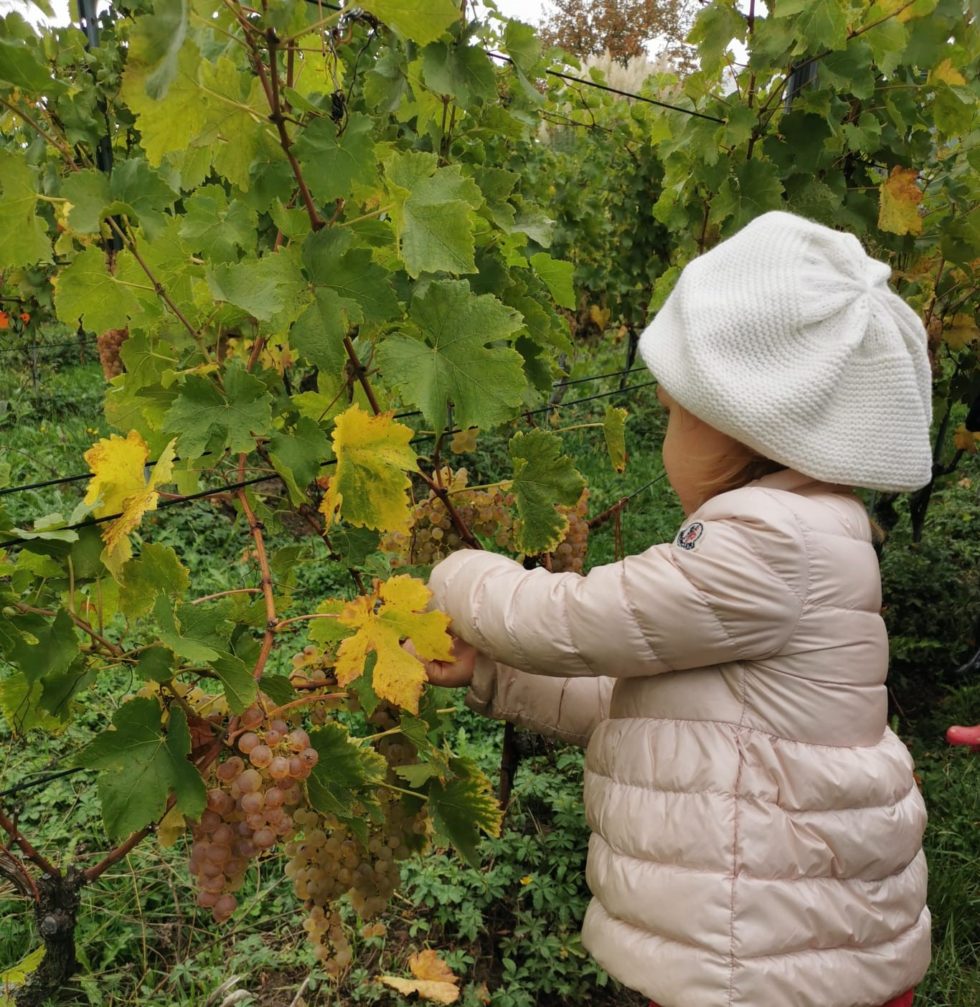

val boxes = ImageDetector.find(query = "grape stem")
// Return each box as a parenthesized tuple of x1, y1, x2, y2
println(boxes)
(266, 693, 349, 719)
(419, 468, 482, 550)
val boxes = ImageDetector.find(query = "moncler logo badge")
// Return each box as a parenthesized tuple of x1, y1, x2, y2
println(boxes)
(676, 521, 704, 550)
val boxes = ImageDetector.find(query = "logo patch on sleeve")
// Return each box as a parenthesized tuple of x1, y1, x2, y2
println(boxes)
(676, 521, 704, 550)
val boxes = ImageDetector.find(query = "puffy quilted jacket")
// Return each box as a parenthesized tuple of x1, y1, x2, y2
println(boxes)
(427, 469, 930, 1007)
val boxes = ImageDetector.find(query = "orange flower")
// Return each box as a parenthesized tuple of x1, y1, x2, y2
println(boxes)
(19, 311, 30, 323)
(0, 310, 10, 330)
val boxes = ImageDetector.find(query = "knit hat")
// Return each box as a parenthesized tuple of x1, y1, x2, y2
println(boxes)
(638, 211, 933, 492)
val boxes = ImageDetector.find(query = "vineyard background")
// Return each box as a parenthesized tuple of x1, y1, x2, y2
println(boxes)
(2, 1, 979, 1005)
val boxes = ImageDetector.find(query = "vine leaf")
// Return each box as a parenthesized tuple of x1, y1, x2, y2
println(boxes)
(320, 405, 417, 533)
(76, 698, 207, 840)
(359, 0, 461, 45)
(52, 246, 142, 332)
(119, 543, 189, 620)
(879, 166, 923, 236)
(269, 418, 331, 506)
(83, 432, 177, 577)
(0, 152, 52, 268)
(307, 722, 387, 819)
(377, 949, 461, 1004)
(421, 40, 497, 107)
(929, 58, 966, 87)
(163, 363, 274, 460)
(509, 429, 586, 554)
(121, 40, 211, 167)
(124, 0, 189, 100)
(291, 229, 399, 377)
(334, 576, 453, 714)
(603, 406, 629, 474)
(529, 252, 576, 309)
(0, 36, 64, 93)
(294, 112, 378, 204)
(178, 185, 257, 263)
(383, 151, 484, 277)
(376, 279, 525, 431)
(427, 756, 502, 869)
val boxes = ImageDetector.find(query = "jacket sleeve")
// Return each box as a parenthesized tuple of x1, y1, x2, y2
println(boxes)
(463, 654, 613, 747)
(426, 509, 808, 680)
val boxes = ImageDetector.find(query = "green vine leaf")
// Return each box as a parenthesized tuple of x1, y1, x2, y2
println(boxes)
(163, 363, 274, 460)
(427, 756, 502, 869)
(358, 0, 461, 45)
(509, 429, 586, 554)
(76, 698, 206, 840)
(377, 279, 526, 431)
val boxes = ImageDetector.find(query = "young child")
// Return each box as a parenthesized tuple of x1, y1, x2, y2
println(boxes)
(423, 212, 933, 1007)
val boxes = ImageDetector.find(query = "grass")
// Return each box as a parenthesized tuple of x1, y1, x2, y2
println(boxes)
(2, 349, 979, 1006)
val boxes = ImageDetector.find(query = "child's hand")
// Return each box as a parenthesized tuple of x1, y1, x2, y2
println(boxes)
(403, 635, 478, 688)
(946, 725, 980, 752)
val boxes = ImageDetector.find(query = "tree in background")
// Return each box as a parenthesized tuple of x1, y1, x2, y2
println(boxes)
(538, 0, 700, 69)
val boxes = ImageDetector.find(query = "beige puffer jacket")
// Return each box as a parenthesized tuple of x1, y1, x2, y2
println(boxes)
(427, 470, 930, 1007)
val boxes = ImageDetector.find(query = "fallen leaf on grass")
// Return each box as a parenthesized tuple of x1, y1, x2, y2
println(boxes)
(377, 949, 460, 1004)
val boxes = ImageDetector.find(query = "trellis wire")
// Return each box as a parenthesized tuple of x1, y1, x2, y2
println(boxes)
(0, 336, 96, 356)
(292, 0, 725, 123)
(0, 378, 657, 548)
(0, 367, 653, 498)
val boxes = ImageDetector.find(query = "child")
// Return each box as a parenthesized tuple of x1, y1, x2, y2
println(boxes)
(423, 212, 933, 1007)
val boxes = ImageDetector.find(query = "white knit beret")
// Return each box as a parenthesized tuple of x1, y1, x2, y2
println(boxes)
(639, 210, 933, 492)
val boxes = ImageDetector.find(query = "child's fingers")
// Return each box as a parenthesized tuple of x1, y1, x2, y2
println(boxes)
(946, 725, 980, 751)
(401, 635, 477, 687)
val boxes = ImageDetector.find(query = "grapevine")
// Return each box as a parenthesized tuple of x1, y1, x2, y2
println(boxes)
(0, 0, 977, 1002)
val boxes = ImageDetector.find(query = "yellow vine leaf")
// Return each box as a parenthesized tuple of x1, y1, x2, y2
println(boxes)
(320, 405, 417, 533)
(335, 576, 453, 714)
(0, 946, 45, 994)
(603, 405, 629, 473)
(377, 949, 460, 1004)
(878, 166, 922, 236)
(84, 432, 177, 578)
(929, 58, 966, 87)
(157, 807, 186, 848)
(953, 425, 979, 454)
(450, 426, 480, 453)
(942, 314, 980, 351)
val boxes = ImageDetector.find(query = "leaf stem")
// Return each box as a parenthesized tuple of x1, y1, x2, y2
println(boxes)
(274, 612, 340, 631)
(0, 95, 77, 164)
(419, 469, 482, 549)
(343, 335, 382, 414)
(105, 219, 200, 343)
(13, 601, 123, 658)
(190, 588, 263, 605)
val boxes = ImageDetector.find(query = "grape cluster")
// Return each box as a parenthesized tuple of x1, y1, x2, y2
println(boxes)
(551, 489, 590, 574)
(382, 468, 515, 566)
(289, 646, 342, 725)
(97, 327, 128, 379)
(289, 644, 334, 689)
(286, 793, 425, 975)
(189, 705, 318, 922)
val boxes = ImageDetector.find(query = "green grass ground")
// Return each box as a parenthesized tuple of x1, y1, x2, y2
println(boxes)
(1, 349, 978, 1006)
